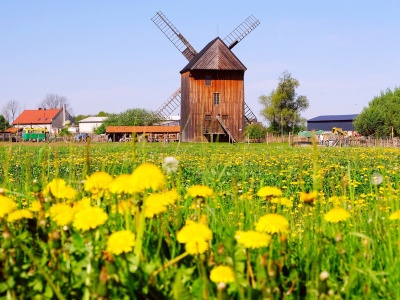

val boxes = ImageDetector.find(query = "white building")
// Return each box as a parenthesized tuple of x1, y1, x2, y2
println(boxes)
(78, 117, 108, 133)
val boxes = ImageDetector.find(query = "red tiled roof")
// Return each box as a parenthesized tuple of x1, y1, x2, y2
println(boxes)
(13, 108, 62, 125)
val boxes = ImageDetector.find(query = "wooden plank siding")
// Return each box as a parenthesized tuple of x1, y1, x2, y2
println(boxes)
(181, 69, 245, 142)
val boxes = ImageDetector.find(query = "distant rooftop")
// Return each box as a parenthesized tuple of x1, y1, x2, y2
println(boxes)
(78, 116, 108, 123)
(308, 114, 358, 122)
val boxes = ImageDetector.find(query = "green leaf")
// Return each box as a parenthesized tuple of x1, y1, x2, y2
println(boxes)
(171, 270, 192, 300)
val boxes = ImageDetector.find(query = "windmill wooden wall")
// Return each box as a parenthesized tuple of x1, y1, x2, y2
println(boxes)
(180, 38, 246, 142)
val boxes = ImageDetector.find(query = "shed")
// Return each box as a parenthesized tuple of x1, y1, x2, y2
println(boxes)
(78, 117, 108, 133)
(307, 114, 358, 131)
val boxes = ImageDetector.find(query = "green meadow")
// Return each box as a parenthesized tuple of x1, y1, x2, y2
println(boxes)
(1, 142, 400, 299)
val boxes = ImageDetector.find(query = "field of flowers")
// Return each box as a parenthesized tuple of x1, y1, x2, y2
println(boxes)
(1, 141, 400, 299)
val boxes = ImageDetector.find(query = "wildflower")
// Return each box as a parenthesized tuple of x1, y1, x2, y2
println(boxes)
(130, 163, 165, 193)
(8, 209, 34, 222)
(185, 185, 214, 199)
(299, 191, 318, 204)
(84, 172, 113, 197)
(108, 174, 133, 194)
(29, 200, 42, 212)
(144, 196, 167, 218)
(324, 208, 351, 223)
(73, 206, 108, 231)
(177, 221, 213, 254)
(112, 200, 132, 214)
(255, 213, 289, 234)
(389, 210, 400, 220)
(106, 230, 136, 255)
(0, 195, 17, 218)
(371, 173, 383, 185)
(210, 265, 235, 284)
(49, 203, 75, 226)
(162, 156, 179, 174)
(72, 197, 92, 213)
(271, 197, 293, 207)
(44, 179, 77, 200)
(235, 230, 271, 249)
(257, 186, 282, 198)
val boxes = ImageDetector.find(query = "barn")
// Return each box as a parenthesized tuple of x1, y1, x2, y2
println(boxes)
(307, 114, 358, 131)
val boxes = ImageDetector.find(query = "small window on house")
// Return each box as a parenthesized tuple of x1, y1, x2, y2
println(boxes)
(213, 93, 220, 105)
(205, 75, 211, 86)
(205, 114, 212, 120)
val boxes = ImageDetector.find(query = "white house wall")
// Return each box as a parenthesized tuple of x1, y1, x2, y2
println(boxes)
(79, 123, 102, 133)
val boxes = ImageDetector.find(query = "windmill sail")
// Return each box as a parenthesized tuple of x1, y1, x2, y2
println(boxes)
(244, 102, 258, 125)
(151, 11, 198, 61)
(155, 88, 181, 119)
(223, 15, 260, 49)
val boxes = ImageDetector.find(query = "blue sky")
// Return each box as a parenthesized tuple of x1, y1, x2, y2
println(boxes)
(1, 1, 399, 123)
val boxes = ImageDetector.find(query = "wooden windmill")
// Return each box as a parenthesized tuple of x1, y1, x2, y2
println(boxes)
(152, 11, 260, 142)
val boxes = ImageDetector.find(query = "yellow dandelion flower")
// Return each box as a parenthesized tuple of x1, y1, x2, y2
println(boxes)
(271, 197, 293, 207)
(8, 209, 34, 222)
(130, 163, 165, 193)
(255, 213, 289, 234)
(73, 206, 108, 231)
(160, 189, 179, 205)
(324, 208, 351, 223)
(84, 171, 113, 197)
(0, 195, 17, 218)
(44, 179, 77, 200)
(72, 197, 92, 213)
(210, 265, 235, 284)
(29, 200, 42, 212)
(106, 230, 136, 255)
(235, 230, 271, 249)
(389, 210, 400, 220)
(177, 221, 213, 254)
(185, 185, 214, 199)
(49, 203, 75, 226)
(108, 174, 133, 194)
(257, 186, 282, 198)
(299, 191, 318, 203)
(144, 197, 167, 218)
(112, 200, 132, 214)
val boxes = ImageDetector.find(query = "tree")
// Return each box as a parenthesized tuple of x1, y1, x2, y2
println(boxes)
(73, 114, 90, 123)
(0, 115, 10, 131)
(245, 123, 267, 140)
(104, 108, 162, 126)
(259, 71, 309, 134)
(354, 87, 400, 137)
(94, 123, 106, 135)
(39, 93, 72, 113)
(2, 99, 21, 123)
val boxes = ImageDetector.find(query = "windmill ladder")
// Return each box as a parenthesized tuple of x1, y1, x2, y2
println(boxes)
(215, 115, 237, 143)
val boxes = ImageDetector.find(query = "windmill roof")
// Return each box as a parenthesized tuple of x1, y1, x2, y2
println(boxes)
(180, 37, 247, 73)
(13, 108, 62, 125)
(307, 114, 358, 122)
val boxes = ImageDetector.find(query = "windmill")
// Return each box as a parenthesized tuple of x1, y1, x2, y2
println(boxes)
(152, 11, 259, 142)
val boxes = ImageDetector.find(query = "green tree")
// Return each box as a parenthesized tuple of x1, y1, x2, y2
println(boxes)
(245, 123, 267, 140)
(0, 115, 10, 131)
(354, 87, 400, 137)
(104, 108, 162, 126)
(94, 123, 106, 135)
(259, 71, 309, 134)
(97, 111, 110, 117)
(73, 114, 90, 123)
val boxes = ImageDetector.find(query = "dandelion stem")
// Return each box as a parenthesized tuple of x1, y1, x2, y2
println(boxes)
(149, 251, 189, 281)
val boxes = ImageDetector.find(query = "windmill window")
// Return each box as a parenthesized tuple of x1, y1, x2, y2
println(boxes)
(222, 114, 229, 119)
(213, 93, 220, 105)
(205, 114, 212, 120)
(205, 75, 211, 86)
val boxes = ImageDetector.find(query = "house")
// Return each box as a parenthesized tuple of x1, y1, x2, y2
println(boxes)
(78, 116, 108, 133)
(307, 114, 358, 132)
(13, 107, 74, 134)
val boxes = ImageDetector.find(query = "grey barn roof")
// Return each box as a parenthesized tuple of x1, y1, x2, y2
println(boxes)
(307, 114, 358, 122)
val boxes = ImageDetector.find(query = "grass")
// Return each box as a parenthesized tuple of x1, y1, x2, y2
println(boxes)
(0, 141, 400, 299)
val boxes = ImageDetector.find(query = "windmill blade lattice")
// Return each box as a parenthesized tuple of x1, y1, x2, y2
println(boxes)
(155, 88, 182, 119)
(223, 15, 260, 49)
(244, 102, 258, 125)
(151, 11, 198, 61)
